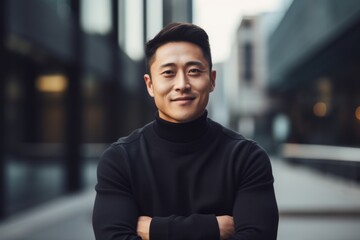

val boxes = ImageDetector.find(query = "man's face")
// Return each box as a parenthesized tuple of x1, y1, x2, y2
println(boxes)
(144, 41, 216, 123)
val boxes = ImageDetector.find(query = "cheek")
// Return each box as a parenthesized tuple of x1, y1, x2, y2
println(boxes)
(152, 82, 172, 97)
(193, 81, 212, 93)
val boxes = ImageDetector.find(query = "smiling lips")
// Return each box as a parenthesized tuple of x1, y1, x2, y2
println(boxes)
(171, 96, 196, 102)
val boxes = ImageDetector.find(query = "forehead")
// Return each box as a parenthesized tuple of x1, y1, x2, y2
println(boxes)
(150, 41, 207, 69)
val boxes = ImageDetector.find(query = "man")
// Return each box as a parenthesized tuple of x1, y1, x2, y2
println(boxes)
(93, 22, 278, 240)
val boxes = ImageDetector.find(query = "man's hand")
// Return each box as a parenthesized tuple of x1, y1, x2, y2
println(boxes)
(137, 216, 152, 240)
(216, 215, 234, 240)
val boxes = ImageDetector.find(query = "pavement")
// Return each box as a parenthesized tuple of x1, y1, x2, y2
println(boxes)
(0, 158, 360, 240)
(0, 189, 95, 240)
(272, 159, 360, 240)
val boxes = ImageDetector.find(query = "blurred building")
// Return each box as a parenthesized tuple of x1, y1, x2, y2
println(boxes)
(268, 0, 360, 146)
(216, 15, 272, 149)
(0, 0, 193, 221)
(268, 0, 360, 181)
(207, 62, 229, 126)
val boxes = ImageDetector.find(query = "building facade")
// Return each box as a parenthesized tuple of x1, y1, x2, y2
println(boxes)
(0, 0, 193, 220)
(268, 0, 360, 182)
(220, 15, 271, 148)
(268, 0, 360, 147)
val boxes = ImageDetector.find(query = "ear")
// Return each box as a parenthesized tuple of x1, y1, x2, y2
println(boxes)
(210, 70, 216, 92)
(144, 74, 154, 97)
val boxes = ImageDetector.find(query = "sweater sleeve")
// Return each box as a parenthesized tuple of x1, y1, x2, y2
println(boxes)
(150, 214, 220, 240)
(230, 142, 279, 240)
(92, 145, 141, 240)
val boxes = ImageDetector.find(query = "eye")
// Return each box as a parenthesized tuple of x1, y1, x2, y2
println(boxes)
(188, 68, 202, 76)
(161, 70, 175, 77)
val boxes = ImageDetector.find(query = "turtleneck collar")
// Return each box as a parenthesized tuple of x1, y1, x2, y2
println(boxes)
(153, 111, 209, 143)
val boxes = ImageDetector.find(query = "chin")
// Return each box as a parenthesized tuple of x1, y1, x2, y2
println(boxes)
(173, 112, 201, 123)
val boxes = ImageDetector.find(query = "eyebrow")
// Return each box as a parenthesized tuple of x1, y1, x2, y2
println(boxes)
(159, 61, 207, 69)
(186, 61, 207, 68)
(159, 62, 176, 69)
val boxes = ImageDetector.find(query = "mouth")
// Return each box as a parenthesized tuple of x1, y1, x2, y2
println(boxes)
(171, 96, 196, 102)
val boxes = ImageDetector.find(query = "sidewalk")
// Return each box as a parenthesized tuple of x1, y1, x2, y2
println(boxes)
(272, 159, 360, 240)
(0, 189, 96, 240)
(0, 158, 359, 239)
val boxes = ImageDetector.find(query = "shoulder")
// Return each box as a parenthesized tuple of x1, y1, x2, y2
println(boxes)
(98, 121, 154, 166)
(207, 119, 273, 187)
(116, 121, 154, 145)
(208, 118, 249, 143)
(208, 118, 270, 162)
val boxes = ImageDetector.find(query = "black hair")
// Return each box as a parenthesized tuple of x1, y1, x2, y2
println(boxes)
(145, 22, 213, 72)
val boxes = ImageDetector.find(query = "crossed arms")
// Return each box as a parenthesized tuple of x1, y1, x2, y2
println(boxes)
(92, 143, 279, 239)
(92, 169, 278, 240)
(137, 215, 234, 240)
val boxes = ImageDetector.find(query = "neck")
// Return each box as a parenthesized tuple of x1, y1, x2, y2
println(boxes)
(153, 111, 208, 143)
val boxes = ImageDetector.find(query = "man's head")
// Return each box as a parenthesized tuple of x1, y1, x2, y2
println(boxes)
(145, 22, 213, 73)
(144, 22, 216, 124)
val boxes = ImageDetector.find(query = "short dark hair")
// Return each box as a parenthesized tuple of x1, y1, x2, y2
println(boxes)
(145, 22, 213, 72)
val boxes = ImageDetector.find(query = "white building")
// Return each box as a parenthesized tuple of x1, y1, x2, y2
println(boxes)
(222, 15, 270, 138)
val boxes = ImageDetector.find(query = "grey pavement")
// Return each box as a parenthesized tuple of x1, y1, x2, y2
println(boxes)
(273, 159, 360, 240)
(0, 189, 96, 240)
(0, 158, 360, 239)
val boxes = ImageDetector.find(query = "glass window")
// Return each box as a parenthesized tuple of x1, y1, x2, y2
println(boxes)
(80, 0, 112, 34)
(243, 42, 253, 81)
(146, 0, 163, 41)
(121, 0, 144, 60)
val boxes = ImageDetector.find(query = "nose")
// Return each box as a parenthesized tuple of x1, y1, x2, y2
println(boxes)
(175, 72, 191, 92)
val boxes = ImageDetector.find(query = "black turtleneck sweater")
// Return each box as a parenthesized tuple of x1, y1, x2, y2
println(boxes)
(92, 112, 278, 240)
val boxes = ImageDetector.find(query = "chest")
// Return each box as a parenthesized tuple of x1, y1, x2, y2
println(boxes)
(129, 147, 237, 216)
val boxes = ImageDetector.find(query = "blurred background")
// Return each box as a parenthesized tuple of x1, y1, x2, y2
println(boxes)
(0, 0, 360, 239)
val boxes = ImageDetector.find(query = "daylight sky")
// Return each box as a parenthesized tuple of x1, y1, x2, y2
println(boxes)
(81, 0, 289, 62)
(193, 0, 287, 63)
